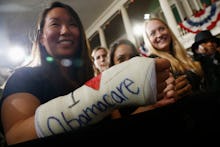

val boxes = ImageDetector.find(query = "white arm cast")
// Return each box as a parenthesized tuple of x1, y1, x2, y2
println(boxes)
(35, 57, 157, 137)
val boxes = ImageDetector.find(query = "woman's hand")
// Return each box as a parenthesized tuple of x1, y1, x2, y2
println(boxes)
(140, 73, 176, 112)
(155, 58, 172, 101)
(131, 73, 176, 114)
(174, 75, 192, 100)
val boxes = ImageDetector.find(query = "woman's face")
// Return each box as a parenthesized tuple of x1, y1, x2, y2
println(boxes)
(145, 20, 171, 52)
(40, 7, 80, 58)
(93, 49, 109, 72)
(113, 44, 134, 65)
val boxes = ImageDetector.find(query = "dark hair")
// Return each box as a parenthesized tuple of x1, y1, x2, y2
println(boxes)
(191, 30, 220, 60)
(191, 30, 220, 52)
(109, 39, 140, 67)
(30, 1, 93, 89)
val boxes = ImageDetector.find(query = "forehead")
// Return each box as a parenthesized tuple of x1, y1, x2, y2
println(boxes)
(46, 7, 73, 20)
(115, 44, 133, 54)
(94, 49, 107, 56)
(146, 20, 164, 29)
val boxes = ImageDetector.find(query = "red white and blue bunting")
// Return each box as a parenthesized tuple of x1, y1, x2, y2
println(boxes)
(179, 1, 220, 33)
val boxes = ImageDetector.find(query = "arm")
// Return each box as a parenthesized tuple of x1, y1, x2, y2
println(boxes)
(1, 93, 40, 145)
(131, 72, 176, 114)
(35, 57, 157, 137)
(174, 75, 192, 100)
(110, 58, 175, 118)
(1, 57, 170, 145)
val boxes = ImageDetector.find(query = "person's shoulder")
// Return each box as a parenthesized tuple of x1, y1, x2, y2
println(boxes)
(11, 66, 42, 79)
(1, 66, 45, 102)
(3, 66, 43, 90)
(13, 66, 38, 74)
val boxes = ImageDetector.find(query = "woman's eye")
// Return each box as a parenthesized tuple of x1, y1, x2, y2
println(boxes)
(118, 57, 125, 63)
(150, 31, 155, 37)
(69, 20, 78, 27)
(51, 23, 59, 26)
(159, 27, 165, 32)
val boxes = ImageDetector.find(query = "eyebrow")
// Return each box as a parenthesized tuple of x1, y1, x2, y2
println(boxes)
(116, 54, 125, 60)
(48, 17, 59, 21)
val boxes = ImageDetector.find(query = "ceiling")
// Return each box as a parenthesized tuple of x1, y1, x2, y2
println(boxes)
(0, 0, 116, 86)
(0, 0, 115, 32)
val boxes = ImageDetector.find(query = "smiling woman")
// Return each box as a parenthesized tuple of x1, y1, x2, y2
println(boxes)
(0, 0, 116, 83)
(0, 2, 94, 144)
(0, 2, 171, 145)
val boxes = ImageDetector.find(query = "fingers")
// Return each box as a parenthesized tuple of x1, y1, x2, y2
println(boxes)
(155, 59, 171, 101)
(163, 73, 175, 92)
(165, 90, 175, 98)
(165, 73, 175, 84)
(163, 75, 175, 98)
(154, 58, 194, 107)
(175, 75, 191, 91)
(174, 75, 192, 99)
(164, 84, 174, 93)
(175, 84, 192, 99)
(157, 76, 168, 100)
(175, 75, 187, 84)
(160, 73, 176, 102)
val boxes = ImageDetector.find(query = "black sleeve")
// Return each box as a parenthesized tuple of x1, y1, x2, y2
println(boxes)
(1, 67, 42, 103)
(148, 54, 159, 58)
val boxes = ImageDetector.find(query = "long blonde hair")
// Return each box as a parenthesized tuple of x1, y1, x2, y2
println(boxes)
(143, 18, 203, 77)
(91, 46, 109, 76)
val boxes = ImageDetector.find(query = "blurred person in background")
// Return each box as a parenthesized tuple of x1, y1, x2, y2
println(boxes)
(109, 39, 176, 119)
(191, 30, 220, 92)
(91, 46, 109, 76)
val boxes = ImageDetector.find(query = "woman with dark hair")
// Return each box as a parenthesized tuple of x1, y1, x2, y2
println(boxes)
(1, 2, 93, 145)
(0, 2, 172, 145)
(109, 39, 140, 67)
(109, 39, 175, 118)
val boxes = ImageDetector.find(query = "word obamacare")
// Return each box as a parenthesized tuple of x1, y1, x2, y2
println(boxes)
(47, 78, 141, 134)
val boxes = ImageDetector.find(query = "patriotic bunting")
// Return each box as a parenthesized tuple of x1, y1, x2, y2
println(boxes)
(179, 1, 220, 33)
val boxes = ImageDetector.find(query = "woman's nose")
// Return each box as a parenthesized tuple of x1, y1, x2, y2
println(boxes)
(155, 31, 162, 38)
(100, 56, 105, 61)
(61, 25, 71, 35)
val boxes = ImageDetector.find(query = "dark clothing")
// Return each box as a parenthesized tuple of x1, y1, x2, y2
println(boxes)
(184, 70, 202, 92)
(0, 65, 77, 135)
(0, 58, 84, 106)
(148, 54, 203, 92)
(1, 66, 72, 106)
(194, 52, 220, 92)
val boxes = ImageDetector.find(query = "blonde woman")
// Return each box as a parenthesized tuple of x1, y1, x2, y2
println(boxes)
(91, 46, 109, 76)
(143, 18, 203, 99)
